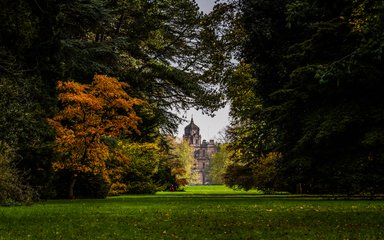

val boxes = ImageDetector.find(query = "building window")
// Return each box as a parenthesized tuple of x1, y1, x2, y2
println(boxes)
(202, 150, 206, 157)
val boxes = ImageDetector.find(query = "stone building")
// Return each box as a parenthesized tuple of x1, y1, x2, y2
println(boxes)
(183, 118, 218, 184)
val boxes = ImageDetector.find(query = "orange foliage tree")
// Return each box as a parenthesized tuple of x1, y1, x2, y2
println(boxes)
(48, 74, 144, 198)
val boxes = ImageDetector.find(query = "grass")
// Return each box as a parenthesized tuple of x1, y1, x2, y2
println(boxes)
(1, 185, 384, 239)
(158, 185, 264, 195)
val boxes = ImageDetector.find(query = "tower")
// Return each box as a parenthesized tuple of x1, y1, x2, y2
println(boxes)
(183, 118, 218, 185)
(183, 118, 201, 146)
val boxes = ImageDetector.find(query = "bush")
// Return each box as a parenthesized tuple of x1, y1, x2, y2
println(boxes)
(0, 141, 38, 205)
(109, 182, 128, 196)
(125, 181, 159, 194)
(52, 171, 110, 199)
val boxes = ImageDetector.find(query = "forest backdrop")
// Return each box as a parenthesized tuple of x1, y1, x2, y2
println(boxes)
(225, 0, 384, 194)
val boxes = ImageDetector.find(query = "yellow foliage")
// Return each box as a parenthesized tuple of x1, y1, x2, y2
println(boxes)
(109, 181, 128, 196)
(349, 0, 378, 33)
(48, 74, 144, 184)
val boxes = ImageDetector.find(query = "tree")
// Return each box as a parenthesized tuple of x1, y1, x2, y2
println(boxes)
(224, 62, 278, 190)
(227, 0, 384, 193)
(57, 0, 229, 133)
(208, 143, 230, 185)
(115, 141, 162, 194)
(0, 141, 37, 205)
(0, 0, 58, 197)
(168, 138, 197, 187)
(111, 137, 196, 194)
(48, 74, 144, 198)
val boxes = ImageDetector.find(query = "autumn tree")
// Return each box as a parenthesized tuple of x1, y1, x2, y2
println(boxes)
(48, 74, 144, 198)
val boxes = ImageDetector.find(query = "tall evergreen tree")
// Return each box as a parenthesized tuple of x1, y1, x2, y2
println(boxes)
(227, 0, 384, 193)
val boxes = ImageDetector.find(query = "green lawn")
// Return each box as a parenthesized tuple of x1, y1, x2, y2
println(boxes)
(158, 185, 264, 195)
(1, 186, 384, 239)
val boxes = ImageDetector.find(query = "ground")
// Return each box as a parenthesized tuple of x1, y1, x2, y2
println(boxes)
(1, 186, 384, 239)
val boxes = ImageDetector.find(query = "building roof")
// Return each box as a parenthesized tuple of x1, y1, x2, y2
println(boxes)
(184, 118, 200, 132)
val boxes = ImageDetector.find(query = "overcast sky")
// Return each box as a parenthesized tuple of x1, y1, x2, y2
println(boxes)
(195, 0, 216, 12)
(176, 0, 230, 141)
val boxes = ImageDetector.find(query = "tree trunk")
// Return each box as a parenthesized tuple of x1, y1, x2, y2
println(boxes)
(296, 183, 303, 194)
(68, 173, 77, 199)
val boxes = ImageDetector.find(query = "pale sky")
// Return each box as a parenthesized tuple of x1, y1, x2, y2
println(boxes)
(176, 0, 230, 141)
(195, 0, 216, 12)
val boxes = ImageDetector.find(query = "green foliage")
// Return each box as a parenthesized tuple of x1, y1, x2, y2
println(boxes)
(0, 58, 52, 150)
(208, 144, 230, 184)
(168, 139, 197, 186)
(0, 50, 55, 199)
(0, 0, 37, 53)
(56, 0, 229, 133)
(227, 0, 384, 193)
(117, 142, 162, 194)
(52, 171, 109, 199)
(0, 142, 37, 205)
(116, 138, 196, 194)
(0, 0, 60, 198)
(225, 63, 279, 191)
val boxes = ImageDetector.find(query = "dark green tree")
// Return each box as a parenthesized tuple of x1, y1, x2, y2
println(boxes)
(227, 0, 384, 194)
(0, 0, 57, 197)
(56, 0, 230, 133)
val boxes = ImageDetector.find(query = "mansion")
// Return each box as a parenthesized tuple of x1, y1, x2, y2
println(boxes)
(183, 118, 218, 184)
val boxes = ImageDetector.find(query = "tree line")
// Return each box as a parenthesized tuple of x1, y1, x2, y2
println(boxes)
(224, 0, 384, 194)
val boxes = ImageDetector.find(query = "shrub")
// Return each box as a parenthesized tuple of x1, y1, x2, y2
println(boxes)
(125, 181, 159, 194)
(0, 141, 38, 205)
(52, 171, 110, 199)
